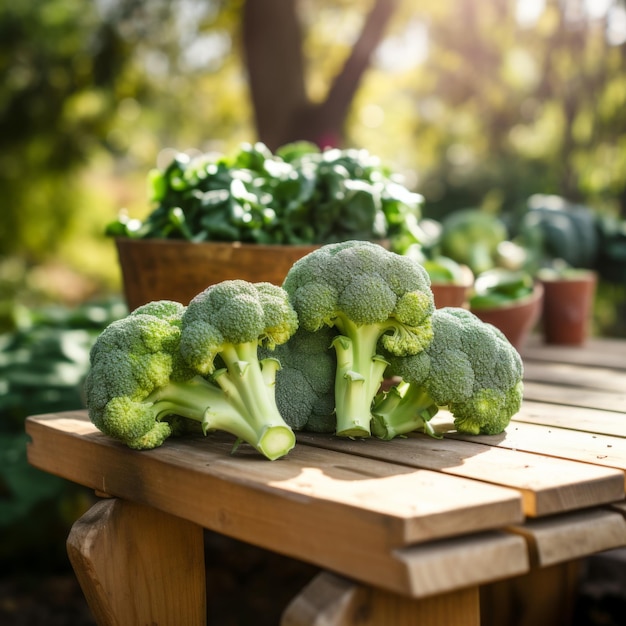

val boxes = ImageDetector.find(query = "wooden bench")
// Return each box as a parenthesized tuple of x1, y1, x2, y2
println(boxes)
(26, 337, 626, 625)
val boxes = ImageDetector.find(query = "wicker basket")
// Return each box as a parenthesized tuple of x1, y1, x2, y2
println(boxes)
(115, 238, 320, 311)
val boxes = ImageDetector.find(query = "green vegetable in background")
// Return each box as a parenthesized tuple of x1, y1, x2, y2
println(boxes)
(107, 142, 425, 249)
(439, 209, 508, 275)
(469, 268, 534, 309)
(421, 255, 467, 285)
(519, 194, 599, 271)
(0, 299, 126, 569)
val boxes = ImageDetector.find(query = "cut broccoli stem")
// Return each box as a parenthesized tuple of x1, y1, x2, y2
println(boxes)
(212, 342, 296, 460)
(331, 327, 390, 437)
(371, 381, 440, 440)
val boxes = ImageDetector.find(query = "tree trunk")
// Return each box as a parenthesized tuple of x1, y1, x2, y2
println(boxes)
(242, 0, 397, 150)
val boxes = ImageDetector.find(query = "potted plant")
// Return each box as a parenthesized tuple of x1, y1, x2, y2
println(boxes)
(469, 268, 543, 350)
(516, 194, 602, 345)
(108, 141, 425, 309)
(420, 256, 474, 309)
(536, 263, 597, 345)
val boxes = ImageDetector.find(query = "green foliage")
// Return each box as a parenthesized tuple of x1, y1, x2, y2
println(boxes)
(0, 298, 126, 570)
(439, 209, 509, 276)
(108, 141, 424, 247)
(469, 269, 535, 310)
(0, 0, 133, 258)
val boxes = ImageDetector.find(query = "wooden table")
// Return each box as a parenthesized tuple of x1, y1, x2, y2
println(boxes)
(26, 337, 626, 625)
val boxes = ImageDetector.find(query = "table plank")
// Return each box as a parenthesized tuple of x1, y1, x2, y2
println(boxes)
(521, 337, 626, 370)
(521, 380, 626, 413)
(296, 432, 624, 517)
(434, 414, 626, 481)
(523, 361, 626, 393)
(393, 531, 528, 599)
(515, 400, 626, 438)
(26, 411, 526, 599)
(507, 509, 626, 567)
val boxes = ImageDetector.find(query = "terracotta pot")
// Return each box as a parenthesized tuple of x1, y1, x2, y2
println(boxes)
(430, 266, 474, 309)
(539, 272, 597, 345)
(115, 238, 320, 310)
(430, 283, 471, 309)
(470, 283, 544, 351)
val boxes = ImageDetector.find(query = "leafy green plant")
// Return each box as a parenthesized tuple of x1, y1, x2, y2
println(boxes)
(107, 142, 425, 250)
(0, 298, 126, 571)
(469, 268, 535, 309)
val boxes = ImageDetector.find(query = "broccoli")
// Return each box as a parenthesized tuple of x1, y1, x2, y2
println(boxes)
(179, 280, 299, 459)
(371, 307, 523, 440)
(85, 291, 298, 461)
(440, 209, 508, 276)
(282, 240, 435, 437)
(262, 325, 338, 433)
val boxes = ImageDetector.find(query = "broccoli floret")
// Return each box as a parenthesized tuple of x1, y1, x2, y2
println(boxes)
(179, 280, 299, 460)
(262, 325, 338, 433)
(282, 240, 435, 437)
(372, 307, 523, 439)
(85, 294, 298, 460)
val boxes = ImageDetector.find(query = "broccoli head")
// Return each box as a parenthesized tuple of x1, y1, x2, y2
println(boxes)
(282, 240, 435, 437)
(262, 325, 338, 433)
(85, 294, 298, 460)
(179, 280, 299, 459)
(85, 300, 221, 450)
(372, 307, 523, 439)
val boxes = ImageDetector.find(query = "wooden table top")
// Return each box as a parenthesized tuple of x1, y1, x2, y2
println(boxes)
(25, 336, 626, 600)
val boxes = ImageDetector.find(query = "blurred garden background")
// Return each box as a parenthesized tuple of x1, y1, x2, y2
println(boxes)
(2, 0, 626, 623)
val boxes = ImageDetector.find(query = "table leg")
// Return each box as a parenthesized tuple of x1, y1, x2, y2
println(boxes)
(66, 497, 206, 626)
(281, 571, 480, 626)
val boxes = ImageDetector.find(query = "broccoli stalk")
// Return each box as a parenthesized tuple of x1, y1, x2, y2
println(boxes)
(282, 240, 435, 437)
(209, 349, 294, 460)
(179, 279, 300, 458)
(141, 368, 292, 460)
(371, 381, 440, 440)
(331, 327, 393, 437)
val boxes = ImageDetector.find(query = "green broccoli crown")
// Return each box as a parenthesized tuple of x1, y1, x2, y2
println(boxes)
(282, 240, 435, 354)
(84, 302, 193, 447)
(386, 307, 523, 435)
(264, 325, 338, 431)
(180, 280, 299, 375)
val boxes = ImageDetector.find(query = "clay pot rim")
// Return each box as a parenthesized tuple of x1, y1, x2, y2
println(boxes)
(538, 269, 597, 284)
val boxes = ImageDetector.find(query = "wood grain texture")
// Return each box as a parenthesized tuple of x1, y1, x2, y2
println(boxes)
(437, 415, 626, 478)
(26, 411, 524, 598)
(67, 498, 206, 626)
(521, 336, 626, 369)
(507, 509, 626, 567)
(520, 380, 626, 412)
(515, 400, 626, 438)
(523, 361, 626, 392)
(281, 571, 481, 626)
(296, 430, 624, 517)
